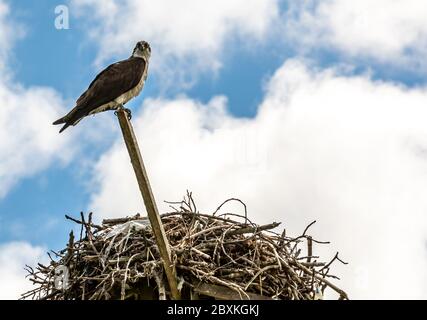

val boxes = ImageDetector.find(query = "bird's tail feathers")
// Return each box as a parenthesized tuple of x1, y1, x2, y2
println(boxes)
(59, 123, 71, 133)
(52, 108, 79, 133)
(52, 116, 67, 125)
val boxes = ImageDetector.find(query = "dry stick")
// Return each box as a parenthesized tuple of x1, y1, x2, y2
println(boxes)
(121, 252, 143, 300)
(320, 252, 348, 272)
(227, 222, 281, 236)
(153, 270, 166, 300)
(188, 225, 226, 239)
(81, 212, 104, 269)
(64, 231, 74, 265)
(177, 265, 249, 299)
(116, 108, 180, 300)
(303, 221, 316, 236)
(213, 198, 249, 225)
(244, 265, 279, 290)
(102, 214, 142, 226)
(307, 237, 313, 264)
(297, 262, 348, 300)
(64, 230, 75, 299)
(39, 289, 60, 300)
(65, 214, 103, 230)
(278, 228, 286, 246)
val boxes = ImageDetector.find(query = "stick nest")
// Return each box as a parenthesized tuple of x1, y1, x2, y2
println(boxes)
(22, 193, 348, 300)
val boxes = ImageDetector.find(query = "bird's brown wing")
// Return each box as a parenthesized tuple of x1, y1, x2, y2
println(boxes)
(76, 57, 146, 111)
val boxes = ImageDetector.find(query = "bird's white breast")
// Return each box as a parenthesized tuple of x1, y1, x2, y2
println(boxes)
(114, 72, 146, 105)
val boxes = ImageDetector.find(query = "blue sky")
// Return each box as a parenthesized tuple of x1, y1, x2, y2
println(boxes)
(1, 0, 291, 248)
(1, 0, 427, 299)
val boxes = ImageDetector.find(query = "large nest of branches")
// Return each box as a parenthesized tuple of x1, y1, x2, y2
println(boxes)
(22, 193, 348, 300)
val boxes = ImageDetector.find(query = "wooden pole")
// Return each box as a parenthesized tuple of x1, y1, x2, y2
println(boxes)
(116, 109, 181, 300)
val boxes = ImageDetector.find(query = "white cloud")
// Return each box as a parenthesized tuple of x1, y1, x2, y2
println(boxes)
(285, 0, 427, 70)
(0, 242, 46, 300)
(0, 1, 24, 70)
(71, 0, 279, 85)
(0, 2, 75, 198)
(0, 80, 75, 198)
(72, 0, 427, 81)
(0, 1, 12, 68)
(0, 1, 8, 44)
(89, 59, 427, 299)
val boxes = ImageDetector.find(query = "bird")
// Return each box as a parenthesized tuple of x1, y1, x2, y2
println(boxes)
(52, 40, 151, 133)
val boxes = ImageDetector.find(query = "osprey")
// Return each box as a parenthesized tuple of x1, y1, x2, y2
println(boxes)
(53, 41, 151, 133)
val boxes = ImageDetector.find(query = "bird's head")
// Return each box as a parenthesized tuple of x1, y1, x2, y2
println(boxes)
(132, 41, 151, 60)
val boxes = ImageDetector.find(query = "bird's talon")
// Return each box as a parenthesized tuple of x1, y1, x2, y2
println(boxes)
(114, 105, 131, 120)
(124, 108, 132, 120)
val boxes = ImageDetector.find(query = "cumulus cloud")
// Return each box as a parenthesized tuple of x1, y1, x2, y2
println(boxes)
(0, 81, 76, 198)
(0, 0, 11, 58)
(0, 241, 46, 299)
(0, 1, 9, 52)
(0, 1, 25, 69)
(0, 1, 13, 69)
(285, 0, 427, 70)
(72, 0, 427, 80)
(88, 59, 427, 299)
(0, 0, 77, 198)
(71, 0, 280, 85)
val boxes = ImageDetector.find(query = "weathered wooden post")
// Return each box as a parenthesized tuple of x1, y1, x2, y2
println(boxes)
(116, 108, 180, 300)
